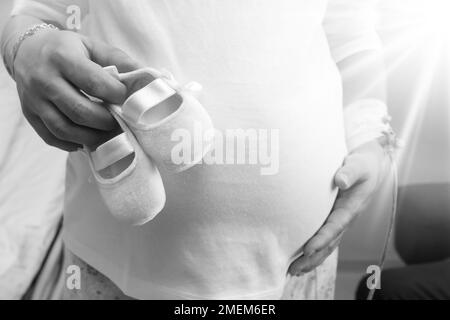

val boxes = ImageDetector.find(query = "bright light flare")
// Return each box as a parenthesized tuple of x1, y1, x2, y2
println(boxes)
(374, 0, 450, 185)
(421, 0, 450, 40)
(379, 0, 450, 42)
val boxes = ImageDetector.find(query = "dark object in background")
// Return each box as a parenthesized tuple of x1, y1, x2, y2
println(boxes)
(356, 183, 450, 300)
(356, 259, 450, 300)
(396, 183, 450, 263)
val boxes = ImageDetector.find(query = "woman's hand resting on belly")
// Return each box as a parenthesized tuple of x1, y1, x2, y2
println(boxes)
(288, 139, 390, 275)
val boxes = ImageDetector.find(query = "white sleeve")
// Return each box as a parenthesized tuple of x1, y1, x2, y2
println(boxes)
(343, 99, 392, 151)
(324, 0, 391, 151)
(323, 0, 382, 63)
(11, 0, 89, 29)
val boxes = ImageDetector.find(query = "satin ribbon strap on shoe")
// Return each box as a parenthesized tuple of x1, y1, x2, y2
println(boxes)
(122, 78, 176, 124)
(91, 133, 135, 171)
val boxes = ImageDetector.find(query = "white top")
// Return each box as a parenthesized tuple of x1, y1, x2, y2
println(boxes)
(12, 0, 384, 299)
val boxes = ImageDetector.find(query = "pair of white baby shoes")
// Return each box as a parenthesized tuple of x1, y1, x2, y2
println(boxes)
(84, 66, 214, 226)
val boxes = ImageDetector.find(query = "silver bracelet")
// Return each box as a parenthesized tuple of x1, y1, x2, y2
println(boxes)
(8, 23, 59, 77)
(380, 115, 403, 155)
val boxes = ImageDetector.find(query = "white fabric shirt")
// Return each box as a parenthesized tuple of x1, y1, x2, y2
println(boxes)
(12, 0, 385, 299)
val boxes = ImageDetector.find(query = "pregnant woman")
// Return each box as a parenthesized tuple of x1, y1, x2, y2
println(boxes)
(1, 0, 393, 299)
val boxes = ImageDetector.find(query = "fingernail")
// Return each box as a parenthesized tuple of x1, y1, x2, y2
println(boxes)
(104, 65, 119, 79)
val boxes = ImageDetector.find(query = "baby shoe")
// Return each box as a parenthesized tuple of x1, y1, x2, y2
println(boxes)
(85, 110, 166, 226)
(105, 66, 215, 173)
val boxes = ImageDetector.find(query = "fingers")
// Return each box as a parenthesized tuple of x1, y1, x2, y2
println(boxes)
(82, 37, 142, 73)
(335, 154, 369, 190)
(288, 236, 341, 275)
(303, 184, 367, 257)
(303, 206, 355, 257)
(300, 153, 374, 257)
(15, 32, 132, 152)
(47, 79, 117, 131)
(288, 143, 386, 277)
(55, 52, 128, 104)
(31, 98, 114, 148)
(25, 112, 81, 152)
(300, 151, 380, 258)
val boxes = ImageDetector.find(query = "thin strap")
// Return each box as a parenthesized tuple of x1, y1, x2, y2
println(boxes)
(91, 133, 134, 171)
(118, 67, 162, 82)
(122, 78, 176, 124)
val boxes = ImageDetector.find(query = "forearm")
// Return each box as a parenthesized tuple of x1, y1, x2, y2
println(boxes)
(338, 50, 391, 152)
(1, 15, 48, 78)
(338, 50, 387, 106)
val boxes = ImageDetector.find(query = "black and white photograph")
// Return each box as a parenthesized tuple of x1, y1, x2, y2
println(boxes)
(0, 0, 449, 308)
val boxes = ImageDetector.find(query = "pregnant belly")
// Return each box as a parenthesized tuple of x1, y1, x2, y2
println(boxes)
(143, 133, 345, 295)
(158, 122, 347, 258)
(135, 90, 348, 293)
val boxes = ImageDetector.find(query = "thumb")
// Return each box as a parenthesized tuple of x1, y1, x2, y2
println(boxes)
(82, 37, 142, 73)
(335, 155, 368, 190)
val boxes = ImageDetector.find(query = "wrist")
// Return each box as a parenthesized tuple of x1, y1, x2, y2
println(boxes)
(344, 99, 393, 152)
(5, 23, 59, 79)
(1, 28, 19, 79)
